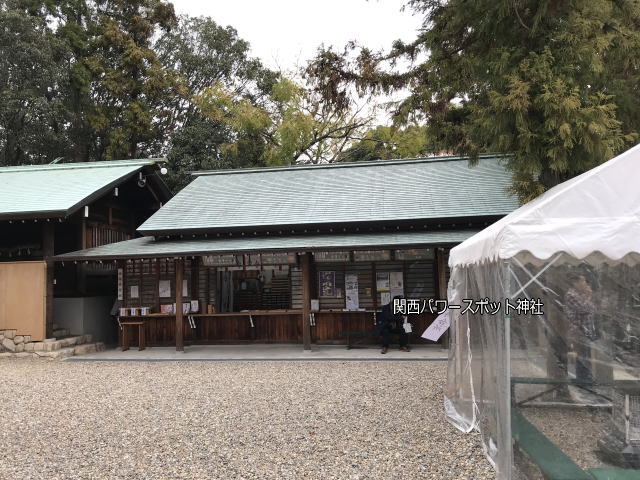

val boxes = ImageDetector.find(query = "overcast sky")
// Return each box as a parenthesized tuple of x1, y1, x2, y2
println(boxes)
(171, 0, 423, 73)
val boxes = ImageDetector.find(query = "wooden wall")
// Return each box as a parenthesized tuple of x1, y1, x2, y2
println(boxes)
(314, 260, 437, 309)
(123, 258, 217, 313)
(312, 311, 438, 345)
(0, 261, 46, 341)
(121, 252, 450, 346)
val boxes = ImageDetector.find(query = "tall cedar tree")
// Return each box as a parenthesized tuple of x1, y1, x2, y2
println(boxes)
(307, 0, 640, 202)
(154, 15, 277, 190)
(86, 0, 177, 160)
(0, 1, 71, 165)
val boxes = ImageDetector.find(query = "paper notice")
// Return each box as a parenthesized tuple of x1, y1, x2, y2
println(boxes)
(380, 291, 391, 306)
(421, 311, 450, 341)
(376, 272, 390, 292)
(390, 271, 404, 298)
(345, 274, 359, 310)
(159, 280, 171, 298)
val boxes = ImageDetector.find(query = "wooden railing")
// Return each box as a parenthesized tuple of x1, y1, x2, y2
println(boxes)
(86, 225, 132, 249)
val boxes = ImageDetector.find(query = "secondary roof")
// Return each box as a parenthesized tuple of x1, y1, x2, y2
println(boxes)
(0, 159, 167, 220)
(55, 229, 479, 260)
(138, 154, 518, 236)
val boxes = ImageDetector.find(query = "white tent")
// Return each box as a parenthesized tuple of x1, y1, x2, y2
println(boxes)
(451, 142, 640, 266)
(445, 144, 640, 479)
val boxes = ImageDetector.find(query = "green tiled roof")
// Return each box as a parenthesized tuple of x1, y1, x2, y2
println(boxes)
(138, 154, 517, 236)
(0, 159, 163, 220)
(54, 229, 479, 260)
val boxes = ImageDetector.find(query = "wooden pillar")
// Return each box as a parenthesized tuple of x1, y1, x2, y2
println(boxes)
(43, 223, 55, 339)
(301, 252, 312, 350)
(435, 247, 449, 348)
(175, 257, 184, 351)
(191, 258, 199, 309)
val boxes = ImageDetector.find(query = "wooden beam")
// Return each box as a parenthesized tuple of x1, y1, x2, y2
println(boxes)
(77, 218, 87, 295)
(191, 258, 199, 310)
(175, 257, 184, 351)
(121, 260, 127, 308)
(301, 252, 312, 350)
(154, 259, 160, 313)
(42, 223, 55, 339)
(435, 247, 449, 348)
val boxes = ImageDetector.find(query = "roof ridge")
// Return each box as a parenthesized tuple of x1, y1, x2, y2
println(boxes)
(0, 158, 164, 173)
(191, 153, 508, 177)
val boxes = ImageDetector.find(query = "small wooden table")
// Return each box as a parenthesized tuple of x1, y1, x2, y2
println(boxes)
(121, 320, 145, 351)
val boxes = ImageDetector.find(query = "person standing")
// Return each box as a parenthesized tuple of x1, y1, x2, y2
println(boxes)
(376, 295, 410, 354)
(563, 274, 597, 381)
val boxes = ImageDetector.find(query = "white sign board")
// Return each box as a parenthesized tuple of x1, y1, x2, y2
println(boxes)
(390, 271, 404, 298)
(117, 268, 123, 300)
(421, 311, 450, 341)
(380, 291, 391, 306)
(159, 280, 171, 298)
(345, 274, 359, 310)
(376, 272, 390, 292)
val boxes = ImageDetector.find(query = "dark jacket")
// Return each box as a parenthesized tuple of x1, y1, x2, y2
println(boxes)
(375, 303, 403, 335)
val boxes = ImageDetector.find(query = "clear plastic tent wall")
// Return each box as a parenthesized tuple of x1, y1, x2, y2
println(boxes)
(444, 144, 640, 479)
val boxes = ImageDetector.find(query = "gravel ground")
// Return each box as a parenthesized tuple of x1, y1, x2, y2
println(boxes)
(522, 407, 611, 471)
(0, 359, 493, 480)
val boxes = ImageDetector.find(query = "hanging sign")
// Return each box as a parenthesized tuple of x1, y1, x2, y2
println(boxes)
(319, 271, 336, 297)
(421, 311, 450, 341)
(202, 254, 239, 267)
(260, 252, 297, 264)
(314, 251, 351, 262)
(117, 268, 123, 301)
(354, 250, 391, 262)
(395, 248, 434, 260)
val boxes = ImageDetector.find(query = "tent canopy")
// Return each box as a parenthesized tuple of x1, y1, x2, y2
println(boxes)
(449, 143, 640, 267)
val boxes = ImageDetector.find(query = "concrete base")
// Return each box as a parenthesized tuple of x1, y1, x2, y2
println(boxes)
(66, 344, 449, 362)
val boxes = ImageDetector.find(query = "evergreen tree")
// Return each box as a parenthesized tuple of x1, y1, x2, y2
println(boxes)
(86, 0, 177, 160)
(195, 76, 373, 167)
(307, 0, 640, 202)
(154, 15, 277, 190)
(336, 125, 432, 163)
(0, 1, 71, 165)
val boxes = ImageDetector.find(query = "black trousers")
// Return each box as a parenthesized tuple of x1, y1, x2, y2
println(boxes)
(549, 333, 593, 382)
(381, 326, 408, 348)
(575, 342, 593, 382)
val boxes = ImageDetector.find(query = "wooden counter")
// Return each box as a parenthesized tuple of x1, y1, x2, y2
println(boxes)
(116, 309, 440, 346)
(118, 310, 303, 345)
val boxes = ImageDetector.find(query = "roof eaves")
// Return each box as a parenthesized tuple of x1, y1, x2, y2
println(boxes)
(136, 214, 508, 237)
(0, 162, 164, 221)
(0, 158, 165, 173)
(54, 230, 478, 261)
(0, 209, 67, 221)
(62, 167, 148, 218)
(190, 153, 510, 177)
